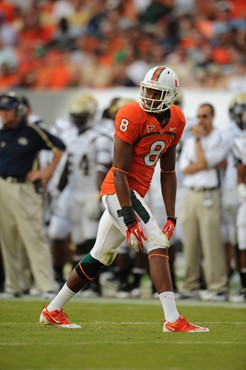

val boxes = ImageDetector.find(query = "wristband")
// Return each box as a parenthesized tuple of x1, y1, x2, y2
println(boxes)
(167, 216, 177, 226)
(117, 206, 136, 226)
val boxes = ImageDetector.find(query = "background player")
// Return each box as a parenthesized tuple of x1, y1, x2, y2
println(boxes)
(231, 93, 246, 302)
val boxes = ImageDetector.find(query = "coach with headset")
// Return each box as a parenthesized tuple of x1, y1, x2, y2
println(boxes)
(0, 92, 66, 297)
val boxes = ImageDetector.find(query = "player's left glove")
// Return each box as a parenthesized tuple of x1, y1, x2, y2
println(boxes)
(117, 205, 147, 252)
(162, 217, 177, 240)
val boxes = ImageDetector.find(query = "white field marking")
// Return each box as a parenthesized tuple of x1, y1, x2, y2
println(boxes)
(0, 341, 246, 346)
(62, 321, 246, 325)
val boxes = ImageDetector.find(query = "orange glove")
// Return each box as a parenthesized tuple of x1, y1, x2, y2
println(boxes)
(126, 223, 147, 252)
(162, 217, 176, 240)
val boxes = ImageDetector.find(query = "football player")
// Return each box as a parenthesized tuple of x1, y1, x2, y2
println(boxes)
(52, 93, 114, 296)
(40, 66, 209, 332)
(47, 99, 79, 285)
(230, 93, 246, 302)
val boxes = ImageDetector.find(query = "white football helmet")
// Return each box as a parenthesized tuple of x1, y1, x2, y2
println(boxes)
(109, 97, 136, 118)
(139, 66, 179, 113)
(229, 92, 246, 130)
(69, 93, 97, 129)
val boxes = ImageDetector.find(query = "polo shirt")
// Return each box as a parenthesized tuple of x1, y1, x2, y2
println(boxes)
(0, 118, 65, 179)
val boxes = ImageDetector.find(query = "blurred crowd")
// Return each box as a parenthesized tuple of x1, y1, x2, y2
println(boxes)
(0, 88, 245, 303)
(0, 0, 245, 90)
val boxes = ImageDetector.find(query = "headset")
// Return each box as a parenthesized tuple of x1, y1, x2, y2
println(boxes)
(0, 91, 26, 117)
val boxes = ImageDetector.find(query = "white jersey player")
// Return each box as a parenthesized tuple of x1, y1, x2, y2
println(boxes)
(229, 93, 246, 302)
(55, 94, 113, 244)
(64, 126, 113, 246)
(48, 95, 97, 286)
(47, 115, 79, 239)
(219, 121, 241, 249)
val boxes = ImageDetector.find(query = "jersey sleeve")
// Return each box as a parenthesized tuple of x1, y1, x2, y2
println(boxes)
(172, 108, 186, 145)
(114, 104, 141, 144)
(29, 124, 66, 152)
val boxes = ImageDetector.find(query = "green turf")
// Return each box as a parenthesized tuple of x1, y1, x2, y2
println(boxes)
(0, 300, 245, 369)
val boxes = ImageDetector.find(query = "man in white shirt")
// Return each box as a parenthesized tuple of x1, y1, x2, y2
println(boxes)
(179, 103, 229, 301)
(230, 93, 246, 302)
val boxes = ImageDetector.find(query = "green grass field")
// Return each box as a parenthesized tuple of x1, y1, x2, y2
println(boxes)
(0, 299, 245, 370)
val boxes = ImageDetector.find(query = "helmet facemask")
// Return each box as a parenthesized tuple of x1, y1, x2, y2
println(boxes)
(139, 83, 175, 113)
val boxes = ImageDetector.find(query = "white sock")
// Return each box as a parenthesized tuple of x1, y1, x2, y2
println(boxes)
(159, 291, 179, 323)
(47, 284, 77, 312)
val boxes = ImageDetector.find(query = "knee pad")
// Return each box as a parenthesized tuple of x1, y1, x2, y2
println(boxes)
(75, 253, 105, 282)
(144, 228, 170, 253)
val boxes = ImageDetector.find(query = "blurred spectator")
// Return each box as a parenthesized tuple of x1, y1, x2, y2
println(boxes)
(0, 12, 17, 46)
(0, 38, 18, 71)
(52, 0, 75, 22)
(50, 17, 78, 52)
(0, 0, 243, 90)
(0, 1, 16, 22)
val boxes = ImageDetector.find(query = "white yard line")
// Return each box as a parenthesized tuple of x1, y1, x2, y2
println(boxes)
(0, 341, 245, 346)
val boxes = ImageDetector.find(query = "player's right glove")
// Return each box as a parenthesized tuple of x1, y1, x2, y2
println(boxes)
(118, 206, 147, 252)
(126, 223, 147, 252)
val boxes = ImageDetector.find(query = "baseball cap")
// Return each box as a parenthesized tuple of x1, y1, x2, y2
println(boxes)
(0, 94, 19, 109)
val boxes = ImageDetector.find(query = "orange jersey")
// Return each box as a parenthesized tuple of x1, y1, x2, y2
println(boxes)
(101, 102, 186, 197)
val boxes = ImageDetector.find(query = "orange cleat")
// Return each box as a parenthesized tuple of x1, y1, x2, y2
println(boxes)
(163, 315, 209, 333)
(39, 306, 80, 329)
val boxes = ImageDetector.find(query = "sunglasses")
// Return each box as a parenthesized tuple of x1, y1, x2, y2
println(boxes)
(197, 114, 209, 119)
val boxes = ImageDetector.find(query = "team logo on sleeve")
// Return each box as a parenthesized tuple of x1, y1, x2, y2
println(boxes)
(0, 141, 6, 148)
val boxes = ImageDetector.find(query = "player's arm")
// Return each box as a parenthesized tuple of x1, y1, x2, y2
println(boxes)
(160, 145, 177, 240)
(237, 162, 246, 202)
(57, 159, 69, 192)
(113, 135, 147, 250)
(182, 137, 207, 174)
(26, 124, 65, 188)
(27, 149, 64, 188)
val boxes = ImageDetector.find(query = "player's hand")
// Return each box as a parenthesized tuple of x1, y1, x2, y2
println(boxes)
(126, 223, 147, 252)
(162, 217, 176, 240)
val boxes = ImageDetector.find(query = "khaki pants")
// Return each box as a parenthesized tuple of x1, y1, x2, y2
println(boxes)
(180, 189, 227, 293)
(0, 178, 58, 294)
